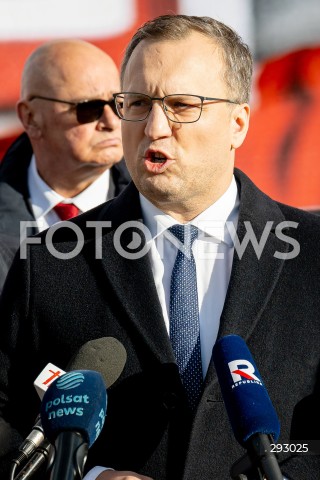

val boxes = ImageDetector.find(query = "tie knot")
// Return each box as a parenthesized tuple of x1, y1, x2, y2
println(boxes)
(169, 224, 198, 249)
(53, 202, 80, 221)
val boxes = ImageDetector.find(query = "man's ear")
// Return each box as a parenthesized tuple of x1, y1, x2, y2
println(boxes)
(230, 103, 250, 150)
(16, 100, 42, 139)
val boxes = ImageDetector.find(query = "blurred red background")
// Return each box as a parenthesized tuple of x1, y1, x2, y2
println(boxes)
(1, 0, 319, 211)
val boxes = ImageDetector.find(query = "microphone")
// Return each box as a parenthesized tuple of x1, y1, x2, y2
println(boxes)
(212, 335, 283, 480)
(40, 370, 107, 480)
(14, 439, 54, 480)
(12, 337, 126, 477)
(67, 336, 127, 388)
(11, 415, 45, 471)
(34, 363, 66, 400)
(33, 337, 127, 399)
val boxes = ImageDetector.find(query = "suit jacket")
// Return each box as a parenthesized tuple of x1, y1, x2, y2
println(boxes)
(0, 234, 19, 295)
(0, 132, 131, 237)
(0, 169, 319, 480)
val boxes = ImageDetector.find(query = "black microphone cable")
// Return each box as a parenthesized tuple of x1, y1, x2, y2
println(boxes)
(13, 439, 54, 480)
(9, 461, 18, 480)
(10, 415, 45, 471)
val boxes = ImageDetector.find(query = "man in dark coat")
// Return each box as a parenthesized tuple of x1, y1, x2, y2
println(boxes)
(0, 15, 319, 480)
(0, 39, 130, 288)
(0, 234, 19, 295)
(0, 132, 130, 238)
(0, 39, 130, 239)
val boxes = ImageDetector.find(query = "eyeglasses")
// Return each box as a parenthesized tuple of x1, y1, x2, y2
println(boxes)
(28, 95, 118, 124)
(113, 92, 238, 123)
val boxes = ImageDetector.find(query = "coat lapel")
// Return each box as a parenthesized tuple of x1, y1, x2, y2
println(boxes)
(184, 170, 292, 478)
(203, 168, 290, 387)
(218, 169, 289, 339)
(96, 183, 175, 364)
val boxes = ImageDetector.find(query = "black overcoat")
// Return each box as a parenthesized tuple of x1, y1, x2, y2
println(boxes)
(0, 169, 319, 479)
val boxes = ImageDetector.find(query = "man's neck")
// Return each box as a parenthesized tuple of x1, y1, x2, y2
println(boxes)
(36, 163, 109, 198)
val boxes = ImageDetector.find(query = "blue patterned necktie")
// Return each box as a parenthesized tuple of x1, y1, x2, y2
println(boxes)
(169, 224, 203, 410)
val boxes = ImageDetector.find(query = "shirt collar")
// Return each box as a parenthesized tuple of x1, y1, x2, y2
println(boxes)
(140, 176, 239, 247)
(28, 155, 110, 219)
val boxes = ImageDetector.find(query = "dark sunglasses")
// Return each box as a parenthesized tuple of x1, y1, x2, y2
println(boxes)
(28, 95, 118, 124)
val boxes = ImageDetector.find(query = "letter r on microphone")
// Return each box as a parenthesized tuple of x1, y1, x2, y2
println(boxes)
(228, 359, 260, 384)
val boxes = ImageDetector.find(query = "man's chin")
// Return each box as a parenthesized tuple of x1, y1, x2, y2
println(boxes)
(138, 178, 182, 205)
(86, 156, 123, 169)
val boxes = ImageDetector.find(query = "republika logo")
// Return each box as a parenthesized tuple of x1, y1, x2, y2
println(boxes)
(228, 359, 262, 388)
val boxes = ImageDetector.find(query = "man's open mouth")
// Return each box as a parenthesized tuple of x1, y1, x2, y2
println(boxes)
(149, 152, 167, 163)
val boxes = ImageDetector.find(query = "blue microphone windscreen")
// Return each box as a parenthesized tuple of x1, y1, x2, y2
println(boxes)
(40, 370, 107, 447)
(212, 335, 280, 446)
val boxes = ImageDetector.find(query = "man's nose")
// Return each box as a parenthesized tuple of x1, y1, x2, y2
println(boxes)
(97, 104, 120, 130)
(144, 102, 172, 139)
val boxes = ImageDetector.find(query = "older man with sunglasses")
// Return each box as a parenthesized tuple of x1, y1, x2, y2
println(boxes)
(0, 39, 130, 249)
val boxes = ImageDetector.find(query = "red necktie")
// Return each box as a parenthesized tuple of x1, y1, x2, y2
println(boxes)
(53, 202, 80, 221)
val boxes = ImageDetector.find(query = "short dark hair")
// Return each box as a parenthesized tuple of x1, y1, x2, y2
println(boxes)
(121, 14, 253, 103)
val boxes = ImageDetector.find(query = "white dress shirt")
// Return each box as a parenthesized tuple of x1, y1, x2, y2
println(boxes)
(83, 176, 239, 480)
(141, 175, 239, 377)
(27, 155, 112, 232)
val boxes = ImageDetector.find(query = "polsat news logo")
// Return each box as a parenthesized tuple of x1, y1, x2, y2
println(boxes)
(228, 359, 263, 389)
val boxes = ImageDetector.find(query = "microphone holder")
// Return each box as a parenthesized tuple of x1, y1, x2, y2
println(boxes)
(230, 434, 283, 480)
(50, 431, 88, 480)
